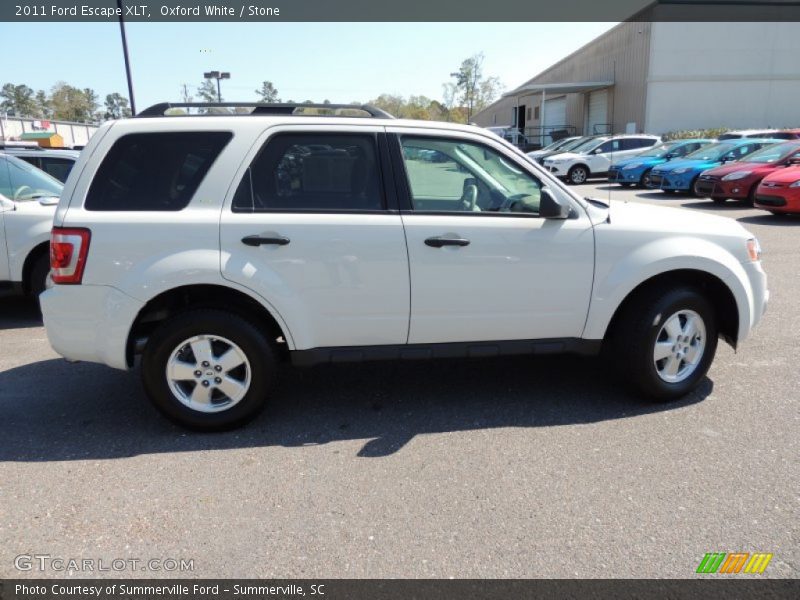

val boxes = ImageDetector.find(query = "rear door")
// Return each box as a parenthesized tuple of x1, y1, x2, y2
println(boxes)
(0, 159, 11, 281)
(220, 125, 410, 350)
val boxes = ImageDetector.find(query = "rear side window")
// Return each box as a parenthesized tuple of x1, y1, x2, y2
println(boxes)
(232, 133, 383, 212)
(85, 132, 231, 211)
(39, 157, 75, 183)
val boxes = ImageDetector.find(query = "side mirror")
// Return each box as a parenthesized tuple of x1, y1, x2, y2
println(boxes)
(665, 152, 677, 160)
(539, 188, 571, 219)
(721, 155, 735, 163)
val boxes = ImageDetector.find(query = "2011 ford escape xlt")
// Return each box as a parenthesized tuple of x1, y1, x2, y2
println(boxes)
(40, 103, 769, 430)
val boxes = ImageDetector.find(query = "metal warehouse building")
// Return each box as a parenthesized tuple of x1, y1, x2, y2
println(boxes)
(473, 19, 800, 143)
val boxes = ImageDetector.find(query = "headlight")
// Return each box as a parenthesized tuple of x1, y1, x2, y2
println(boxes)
(746, 238, 762, 262)
(672, 168, 691, 174)
(722, 171, 753, 181)
(623, 163, 641, 170)
(789, 180, 800, 188)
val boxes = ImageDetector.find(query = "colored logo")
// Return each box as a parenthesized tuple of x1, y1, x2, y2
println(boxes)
(696, 552, 773, 574)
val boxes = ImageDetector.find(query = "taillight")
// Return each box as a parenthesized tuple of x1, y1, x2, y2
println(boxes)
(50, 227, 91, 284)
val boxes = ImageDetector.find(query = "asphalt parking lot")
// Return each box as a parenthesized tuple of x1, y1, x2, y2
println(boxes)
(1, 183, 797, 579)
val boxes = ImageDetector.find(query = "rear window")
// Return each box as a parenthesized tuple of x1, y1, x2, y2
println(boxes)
(85, 132, 231, 211)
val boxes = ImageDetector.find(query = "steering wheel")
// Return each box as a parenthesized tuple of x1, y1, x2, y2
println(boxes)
(13, 185, 32, 201)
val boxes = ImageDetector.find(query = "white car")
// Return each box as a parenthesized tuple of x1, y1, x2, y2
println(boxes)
(0, 152, 62, 299)
(2, 146, 80, 183)
(41, 103, 768, 430)
(544, 134, 661, 184)
(526, 136, 582, 159)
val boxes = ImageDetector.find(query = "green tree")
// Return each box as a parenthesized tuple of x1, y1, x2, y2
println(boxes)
(104, 93, 132, 120)
(35, 90, 51, 118)
(255, 81, 280, 103)
(0, 83, 37, 117)
(49, 82, 96, 122)
(449, 53, 502, 122)
(197, 79, 219, 103)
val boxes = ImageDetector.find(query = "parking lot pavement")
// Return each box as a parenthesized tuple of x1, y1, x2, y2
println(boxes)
(1, 183, 797, 579)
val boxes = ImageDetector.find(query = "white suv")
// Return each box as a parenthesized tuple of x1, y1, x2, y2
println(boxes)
(41, 103, 768, 430)
(544, 134, 661, 184)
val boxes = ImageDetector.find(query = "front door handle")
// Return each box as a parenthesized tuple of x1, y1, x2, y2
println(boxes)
(241, 235, 290, 247)
(424, 236, 470, 248)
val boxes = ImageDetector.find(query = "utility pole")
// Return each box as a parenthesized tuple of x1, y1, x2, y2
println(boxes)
(117, 0, 137, 115)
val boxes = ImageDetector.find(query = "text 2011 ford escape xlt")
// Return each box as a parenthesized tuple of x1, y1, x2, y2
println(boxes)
(40, 103, 769, 430)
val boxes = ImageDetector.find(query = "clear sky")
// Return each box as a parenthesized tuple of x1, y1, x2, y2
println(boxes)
(1, 22, 616, 109)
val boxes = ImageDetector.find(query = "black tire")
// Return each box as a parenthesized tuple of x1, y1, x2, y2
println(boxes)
(691, 176, 703, 197)
(746, 183, 758, 206)
(712, 197, 726, 204)
(141, 309, 276, 430)
(769, 210, 787, 216)
(567, 165, 589, 185)
(662, 189, 677, 195)
(639, 169, 653, 188)
(29, 252, 50, 298)
(606, 286, 718, 401)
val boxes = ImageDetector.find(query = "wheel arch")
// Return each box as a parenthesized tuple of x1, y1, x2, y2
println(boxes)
(600, 269, 740, 349)
(126, 284, 293, 367)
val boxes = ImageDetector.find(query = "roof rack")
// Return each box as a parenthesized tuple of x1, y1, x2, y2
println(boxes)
(137, 102, 395, 119)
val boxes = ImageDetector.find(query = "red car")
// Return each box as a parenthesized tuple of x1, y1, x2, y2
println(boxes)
(754, 160, 800, 214)
(694, 141, 800, 204)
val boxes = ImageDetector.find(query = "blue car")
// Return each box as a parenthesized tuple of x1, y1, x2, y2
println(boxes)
(647, 139, 783, 195)
(608, 139, 713, 187)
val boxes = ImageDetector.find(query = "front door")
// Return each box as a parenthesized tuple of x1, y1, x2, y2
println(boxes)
(220, 127, 410, 350)
(389, 129, 595, 344)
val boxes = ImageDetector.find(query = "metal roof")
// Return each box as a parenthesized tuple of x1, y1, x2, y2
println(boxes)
(503, 81, 614, 98)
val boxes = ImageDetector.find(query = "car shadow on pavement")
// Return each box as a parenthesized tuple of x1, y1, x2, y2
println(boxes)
(0, 297, 42, 330)
(0, 353, 711, 461)
(738, 214, 800, 227)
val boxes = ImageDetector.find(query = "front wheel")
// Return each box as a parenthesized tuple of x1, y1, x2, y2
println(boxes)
(141, 309, 277, 430)
(607, 286, 718, 401)
(567, 165, 589, 185)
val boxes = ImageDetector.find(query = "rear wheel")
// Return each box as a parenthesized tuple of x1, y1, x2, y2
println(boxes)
(606, 286, 718, 401)
(29, 252, 50, 305)
(567, 165, 589, 185)
(141, 309, 276, 430)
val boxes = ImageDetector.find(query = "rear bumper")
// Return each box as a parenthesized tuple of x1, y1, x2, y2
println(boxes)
(40, 284, 144, 370)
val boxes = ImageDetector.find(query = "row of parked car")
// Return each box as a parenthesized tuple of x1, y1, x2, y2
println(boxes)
(526, 130, 800, 215)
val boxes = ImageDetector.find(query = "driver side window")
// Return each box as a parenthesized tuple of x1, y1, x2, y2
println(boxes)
(399, 136, 542, 215)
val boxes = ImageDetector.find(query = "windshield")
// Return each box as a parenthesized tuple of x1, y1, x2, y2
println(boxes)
(741, 142, 800, 164)
(683, 143, 737, 161)
(635, 141, 679, 158)
(574, 138, 607, 154)
(542, 137, 576, 152)
(0, 154, 63, 201)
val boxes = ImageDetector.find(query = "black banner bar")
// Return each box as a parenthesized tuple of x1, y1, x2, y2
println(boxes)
(2, 580, 800, 600)
(3, 0, 800, 22)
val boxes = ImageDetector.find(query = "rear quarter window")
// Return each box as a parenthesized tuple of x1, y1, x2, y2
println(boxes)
(85, 131, 231, 211)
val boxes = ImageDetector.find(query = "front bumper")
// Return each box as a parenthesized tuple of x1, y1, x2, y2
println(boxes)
(608, 167, 643, 184)
(754, 189, 800, 213)
(544, 163, 568, 176)
(696, 177, 753, 200)
(740, 260, 769, 339)
(41, 284, 144, 370)
(647, 171, 695, 192)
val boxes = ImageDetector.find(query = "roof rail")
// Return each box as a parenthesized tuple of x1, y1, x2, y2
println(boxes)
(137, 102, 395, 119)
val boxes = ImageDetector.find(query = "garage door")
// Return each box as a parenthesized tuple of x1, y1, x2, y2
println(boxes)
(542, 96, 567, 130)
(586, 89, 609, 135)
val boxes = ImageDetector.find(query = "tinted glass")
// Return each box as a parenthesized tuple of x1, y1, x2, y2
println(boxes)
(741, 142, 800, 164)
(86, 132, 231, 211)
(685, 143, 737, 161)
(232, 134, 383, 212)
(39, 157, 75, 182)
(400, 136, 542, 215)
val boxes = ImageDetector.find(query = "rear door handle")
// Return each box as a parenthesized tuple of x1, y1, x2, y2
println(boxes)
(241, 235, 290, 247)
(425, 236, 470, 248)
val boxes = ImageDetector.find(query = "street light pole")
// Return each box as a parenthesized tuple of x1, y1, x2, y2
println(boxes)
(203, 71, 231, 103)
(117, 0, 136, 115)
